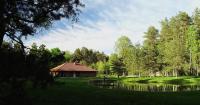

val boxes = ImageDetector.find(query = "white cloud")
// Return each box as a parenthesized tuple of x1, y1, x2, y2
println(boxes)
(24, 0, 200, 54)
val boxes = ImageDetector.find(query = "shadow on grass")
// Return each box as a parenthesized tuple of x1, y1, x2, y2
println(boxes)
(136, 79, 152, 83)
(164, 79, 192, 85)
(27, 77, 200, 105)
(53, 81, 66, 86)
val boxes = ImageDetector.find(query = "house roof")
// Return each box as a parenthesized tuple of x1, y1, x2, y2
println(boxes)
(50, 63, 97, 72)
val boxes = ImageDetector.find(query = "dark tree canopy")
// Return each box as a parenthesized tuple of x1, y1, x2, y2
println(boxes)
(50, 47, 65, 67)
(0, 0, 83, 47)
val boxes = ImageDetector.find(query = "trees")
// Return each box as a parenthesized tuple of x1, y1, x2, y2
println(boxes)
(133, 44, 145, 77)
(0, 42, 27, 81)
(0, 1, 84, 102)
(50, 48, 65, 67)
(143, 26, 159, 76)
(96, 61, 105, 74)
(96, 61, 110, 75)
(156, 12, 191, 76)
(186, 25, 200, 76)
(115, 36, 134, 75)
(0, 0, 83, 47)
(109, 10, 199, 77)
(115, 36, 133, 58)
(108, 9, 200, 77)
(72, 48, 82, 62)
(0, 42, 54, 104)
(158, 18, 175, 76)
(161, 12, 191, 76)
(27, 44, 53, 87)
(109, 54, 125, 78)
(64, 51, 73, 62)
(190, 8, 200, 76)
(193, 8, 200, 29)
(72, 47, 108, 65)
(172, 12, 190, 76)
(158, 15, 179, 76)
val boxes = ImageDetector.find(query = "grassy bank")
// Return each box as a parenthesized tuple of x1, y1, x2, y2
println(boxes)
(121, 76, 200, 85)
(27, 77, 200, 105)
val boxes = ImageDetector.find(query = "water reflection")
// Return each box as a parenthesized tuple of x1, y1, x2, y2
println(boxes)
(115, 83, 200, 92)
(90, 80, 200, 92)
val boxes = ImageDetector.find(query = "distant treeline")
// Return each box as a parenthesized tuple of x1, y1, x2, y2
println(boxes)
(73, 9, 200, 77)
(112, 8, 200, 77)
(0, 41, 109, 78)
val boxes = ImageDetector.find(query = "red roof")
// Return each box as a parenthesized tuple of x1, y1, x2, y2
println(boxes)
(50, 63, 97, 72)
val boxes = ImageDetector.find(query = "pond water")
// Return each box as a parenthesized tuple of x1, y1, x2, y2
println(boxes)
(90, 80, 200, 92)
(115, 83, 200, 92)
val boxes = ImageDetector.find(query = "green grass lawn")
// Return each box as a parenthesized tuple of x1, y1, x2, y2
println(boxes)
(27, 77, 200, 105)
(121, 76, 200, 85)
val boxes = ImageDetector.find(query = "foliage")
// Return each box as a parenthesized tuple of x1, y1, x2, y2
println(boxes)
(72, 47, 108, 65)
(143, 26, 159, 75)
(114, 36, 134, 74)
(0, 42, 53, 105)
(111, 8, 200, 77)
(50, 48, 65, 67)
(0, 0, 84, 104)
(27, 43, 53, 87)
(109, 54, 126, 77)
(0, 0, 84, 47)
(96, 61, 110, 75)
(64, 51, 73, 62)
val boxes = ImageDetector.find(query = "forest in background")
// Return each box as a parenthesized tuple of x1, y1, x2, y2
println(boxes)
(112, 8, 200, 77)
(56, 8, 200, 77)
(3, 8, 200, 78)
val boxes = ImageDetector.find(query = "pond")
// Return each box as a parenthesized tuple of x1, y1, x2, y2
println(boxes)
(89, 79, 200, 92)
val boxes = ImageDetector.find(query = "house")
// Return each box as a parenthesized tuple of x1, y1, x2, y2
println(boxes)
(50, 62, 97, 77)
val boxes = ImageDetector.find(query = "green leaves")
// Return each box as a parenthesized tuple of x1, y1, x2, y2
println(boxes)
(72, 47, 108, 65)
(109, 54, 125, 76)
(143, 26, 159, 74)
(0, 0, 84, 47)
(112, 9, 200, 76)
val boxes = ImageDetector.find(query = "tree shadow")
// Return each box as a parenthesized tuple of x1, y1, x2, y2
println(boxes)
(165, 79, 192, 85)
(136, 79, 152, 84)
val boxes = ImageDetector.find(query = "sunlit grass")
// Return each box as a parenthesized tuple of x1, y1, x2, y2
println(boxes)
(121, 76, 200, 85)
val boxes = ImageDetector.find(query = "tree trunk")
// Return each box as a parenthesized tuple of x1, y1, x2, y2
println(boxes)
(175, 68, 178, 77)
(0, 20, 5, 48)
(189, 49, 192, 75)
(138, 72, 141, 77)
(149, 70, 151, 77)
(0, 14, 5, 48)
(196, 66, 199, 76)
(0, 31, 5, 48)
(173, 67, 178, 77)
(164, 71, 168, 77)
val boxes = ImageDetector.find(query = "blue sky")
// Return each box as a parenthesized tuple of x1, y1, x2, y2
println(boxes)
(25, 0, 200, 54)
